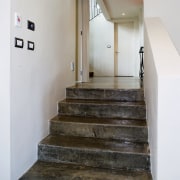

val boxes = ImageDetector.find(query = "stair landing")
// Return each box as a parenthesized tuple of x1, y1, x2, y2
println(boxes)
(72, 77, 143, 89)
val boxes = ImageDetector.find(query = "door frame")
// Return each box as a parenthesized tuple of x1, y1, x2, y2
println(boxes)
(77, 0, 89, 82)
(114, 18, 138, 77)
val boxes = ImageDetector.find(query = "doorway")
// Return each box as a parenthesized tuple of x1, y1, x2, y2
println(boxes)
(89, 13, 114, 77)
(114, 22, 135, 77)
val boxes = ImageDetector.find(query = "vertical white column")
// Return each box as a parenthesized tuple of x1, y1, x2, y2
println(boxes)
(0, 0, 11, 179)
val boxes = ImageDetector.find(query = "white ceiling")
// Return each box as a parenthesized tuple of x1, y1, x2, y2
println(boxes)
(97, 0, 143, 21)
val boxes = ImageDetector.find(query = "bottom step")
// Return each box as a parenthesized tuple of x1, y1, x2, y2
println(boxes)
(19, 161, 152, 180)
(38, 135, 150, 170)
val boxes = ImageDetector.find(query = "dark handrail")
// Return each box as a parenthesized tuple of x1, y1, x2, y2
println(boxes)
(139, 46, 144, 80)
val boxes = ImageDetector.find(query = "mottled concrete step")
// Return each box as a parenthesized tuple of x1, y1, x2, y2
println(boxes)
(50, 115, 148, 142)
(38, 135, 150, 170)
(20, 161, 152, 180)
(66, 87, 144, 101)
(58, 99, 146, 119)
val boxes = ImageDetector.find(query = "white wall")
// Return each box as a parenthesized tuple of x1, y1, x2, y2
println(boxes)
(11, 0, 76, 179)
(144, 22, 158, 179)
(133, 18, 142, 77)
(77, 0, 89, 82)
(144, 0, 180, 54)
(144, 18, 180, 180)
(132, 8, 144, 77)
(0, 0, 11, 179)
(138, 8, 144, 47)
(89, 14, 114, 76)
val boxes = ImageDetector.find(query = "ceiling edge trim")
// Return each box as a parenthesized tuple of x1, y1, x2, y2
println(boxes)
(97, 0, 111, 21)
(112, 17, 138, 23)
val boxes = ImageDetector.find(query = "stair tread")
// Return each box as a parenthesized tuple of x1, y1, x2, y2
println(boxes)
(67, 86, 143, 90)
(20, 161, 152, 180)
(60, 99, 145, 105)
(51, 115, 147, 127)
(39, 135, 149, 155)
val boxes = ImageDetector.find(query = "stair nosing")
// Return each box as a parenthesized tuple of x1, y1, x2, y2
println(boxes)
(50, 116, 147, 127)
(39, 143, 149, 156)
(67, 87, 143, 91)
(59, 99, 145, 106)
(51, 119, 147, 128)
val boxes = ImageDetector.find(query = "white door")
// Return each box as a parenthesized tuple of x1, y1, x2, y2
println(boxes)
(115, 22, 135, 76)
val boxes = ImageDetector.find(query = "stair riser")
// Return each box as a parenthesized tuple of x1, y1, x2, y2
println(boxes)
(38, 145, 150, 170)
(50, 121, 148, 142)
(66, 88, 144, 101)
(58, 103, 146, 119)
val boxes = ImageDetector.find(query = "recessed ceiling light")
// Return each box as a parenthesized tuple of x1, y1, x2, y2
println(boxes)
(122, 13, 126, 16)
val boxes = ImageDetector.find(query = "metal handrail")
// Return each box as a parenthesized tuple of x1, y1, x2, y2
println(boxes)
(139, 46, 144, 80)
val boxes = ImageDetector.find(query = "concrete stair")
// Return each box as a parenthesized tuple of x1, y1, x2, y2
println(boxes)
(59, 99, 146, 119)
(20, 83, 152, 179)
(38, 135, 150, 170)
(50, 116, 148, 142)
(66, 87, 144, 101)
(20, 161, 152, 180)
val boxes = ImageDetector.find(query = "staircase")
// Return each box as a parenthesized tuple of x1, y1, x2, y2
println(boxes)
(20, 78, 152, 179)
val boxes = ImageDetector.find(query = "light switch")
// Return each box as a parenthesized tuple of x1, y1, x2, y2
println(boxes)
(27, 20, 35, 31)
(15, 12, 22, 27)
(27, 41, 34, 50)
(70, 62, 75, 71)
(15, 37, 23, 48)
